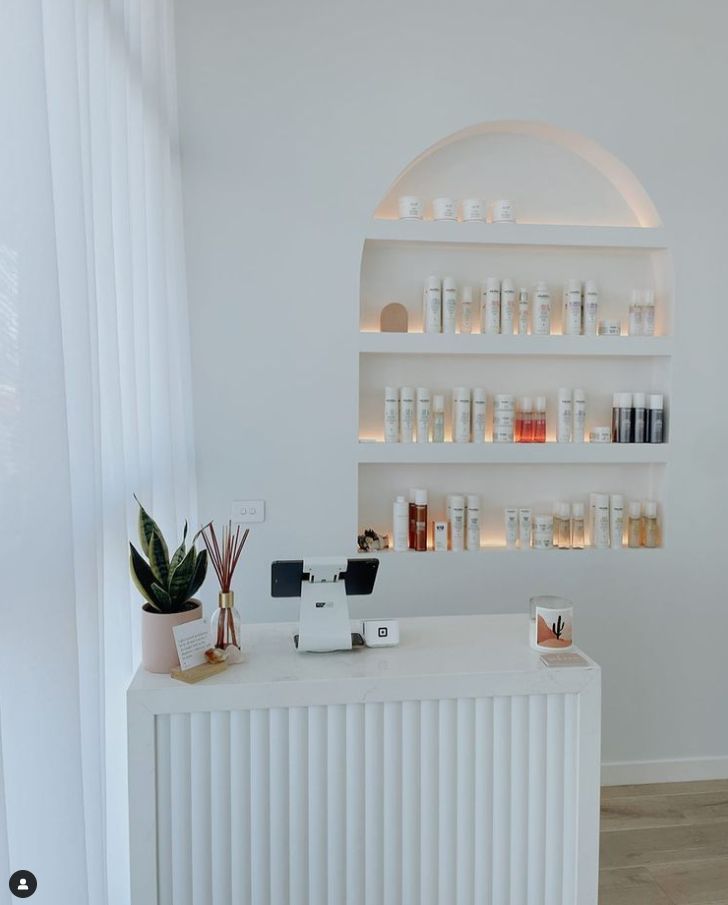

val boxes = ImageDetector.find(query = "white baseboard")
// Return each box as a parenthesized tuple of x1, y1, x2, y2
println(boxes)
(602, 756, 728, 786)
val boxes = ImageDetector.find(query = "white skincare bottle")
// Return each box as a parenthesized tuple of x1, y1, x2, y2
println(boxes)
(432, 394, 445, 442)
(453, 387, 471, 443)
(384, 386, 399, 443)
(416, 387, 431, 443)
(642, 290, 656, 336)
(442, 276, 457, 334)
(466, 494, 481, 551)
(482, 277, 501, 334)
(610, 494, 625, 548)
(399, 387, 415, 443)
(628, 289, 643, 336)
(583, 280, 599, 335)
(533, 514, 554, 549)
(592, 493, 611, 548)
(533, 282, 552, 335)
(450, 495, 466, 551)
(505, 507, 518, 548)
(564, 279, 583, 335)
(518, 508, 532, 548)
(518, 288, 529, 335)
(573, 388, 586, 443)
(460, 286, 474, 334)
(500, 278, 515, 335)
(472, 388, 487, 443)
(423, 275, 442, 333)
(393, 496, 409, 551)
(557, 388, 573, 443)
(433, 521, 448, 551)
(493, 393, 515, 443)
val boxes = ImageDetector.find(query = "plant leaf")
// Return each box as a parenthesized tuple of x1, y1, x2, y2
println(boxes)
(169, 540, 187, 572)
(129, 543, 159, 604)
(151, 582, 172, 612)
(135, 495, 162, 557)
(148, 529, 169, 587)
(186, 549, 208, 599)
(169, 546, 196, 604)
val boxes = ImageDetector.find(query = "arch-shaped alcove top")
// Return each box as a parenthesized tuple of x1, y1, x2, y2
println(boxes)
(375, 120, 661, 228)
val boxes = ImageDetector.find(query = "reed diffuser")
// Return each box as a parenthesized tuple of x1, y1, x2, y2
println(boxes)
(201, 521, 249, 663)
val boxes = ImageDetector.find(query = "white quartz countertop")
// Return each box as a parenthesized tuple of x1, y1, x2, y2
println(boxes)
(128, 614, 599, 713)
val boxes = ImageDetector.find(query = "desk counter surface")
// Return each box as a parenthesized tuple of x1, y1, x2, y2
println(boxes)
(128, 613, 599, 712)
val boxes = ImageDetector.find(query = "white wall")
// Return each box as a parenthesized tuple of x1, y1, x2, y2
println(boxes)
(173, 0, 728, 775)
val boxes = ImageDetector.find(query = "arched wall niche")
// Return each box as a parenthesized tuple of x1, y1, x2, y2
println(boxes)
(374, 120, 662, 228)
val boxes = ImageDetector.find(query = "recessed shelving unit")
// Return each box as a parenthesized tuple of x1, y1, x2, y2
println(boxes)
(355, 120, 673, 551)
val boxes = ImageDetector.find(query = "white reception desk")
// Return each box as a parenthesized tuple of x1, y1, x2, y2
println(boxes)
(128, 614, 601, 905)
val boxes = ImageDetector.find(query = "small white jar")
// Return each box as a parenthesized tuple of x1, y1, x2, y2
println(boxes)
(490, 199, 515, 223)
(461, 198, 485, 222)
(598, 319, 621, 336)
(397, 196, 423, 220)
(432, 197, 457, 221)
(532, 515, 554, 549)
(589, 426, 612, 443)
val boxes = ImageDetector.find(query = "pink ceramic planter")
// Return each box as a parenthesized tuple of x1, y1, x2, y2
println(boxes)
(141, 600, 202, 673)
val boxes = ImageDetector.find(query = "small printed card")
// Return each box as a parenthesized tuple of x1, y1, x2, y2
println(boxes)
(540, 651, 590, 668)
(172, 618, 210, 671)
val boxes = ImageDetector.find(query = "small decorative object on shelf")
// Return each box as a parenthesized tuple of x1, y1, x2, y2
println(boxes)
(358, 529, 389, 552)
(490, 199, 515, 223)
(201, 521, 249, 663)
(129, 496, 208, 673)
(379, 302, 408, 333)
(530, 595, 574, 651)
(397, 195, 423, 220)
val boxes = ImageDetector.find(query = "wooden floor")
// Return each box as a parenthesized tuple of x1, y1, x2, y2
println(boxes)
(600, 780, 728, 904)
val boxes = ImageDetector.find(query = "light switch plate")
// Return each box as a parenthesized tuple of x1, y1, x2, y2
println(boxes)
(231, 499, 266, 524)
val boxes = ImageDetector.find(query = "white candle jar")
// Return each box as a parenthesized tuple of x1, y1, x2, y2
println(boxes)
(530, 595, 574, 651)
(397, 196, 423, 220)
(490, 199, 515, 222)
(461, 198, 484, 222)
(432, 197, 458, 221)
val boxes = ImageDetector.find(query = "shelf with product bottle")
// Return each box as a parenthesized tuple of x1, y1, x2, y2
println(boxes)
(365, 220, 668, 250)
(358, 333, 673, 357)
(356, 442, 669, 465)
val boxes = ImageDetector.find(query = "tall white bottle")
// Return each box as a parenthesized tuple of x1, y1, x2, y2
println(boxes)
(482, 277, 501, 334)
(450, 495, 466, 551)
(399, 386, 415, 443)
(384, 386, 399, 443)
(393, 496, 409, 551)
(460, 286, 474, 334)
(453, 387, 472, 442)
(518, 288, 529, 335)
(471, 388, 487, 443)
(423, 275, 442, 333)
(573, 388, 586, 443)
(557, 388, 573, 443)
(583, 280, 599, 335)
(500, 278, 515, 335)
(442, 276, 457, 334)
(466, 494, 481, 550)
(564, 279, 583, 335)
(416, 387, 431, 443)
(533, 282, 552, 335)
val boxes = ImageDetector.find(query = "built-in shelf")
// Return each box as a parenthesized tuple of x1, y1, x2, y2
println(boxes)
(367, 220, 668, 250)
(361, 546, 664, 556)
(358, 333, 673, 357)
(357, 442, 669, 465)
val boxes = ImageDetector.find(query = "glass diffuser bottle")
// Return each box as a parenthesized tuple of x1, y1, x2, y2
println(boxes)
(202, 521, 250, 663)
(211, 591, 242, 662)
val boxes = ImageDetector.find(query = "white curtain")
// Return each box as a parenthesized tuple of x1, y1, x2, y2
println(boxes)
(0, 2, 195, 903)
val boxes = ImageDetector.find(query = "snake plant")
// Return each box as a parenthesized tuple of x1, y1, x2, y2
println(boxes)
(129, 497, 207, 613)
